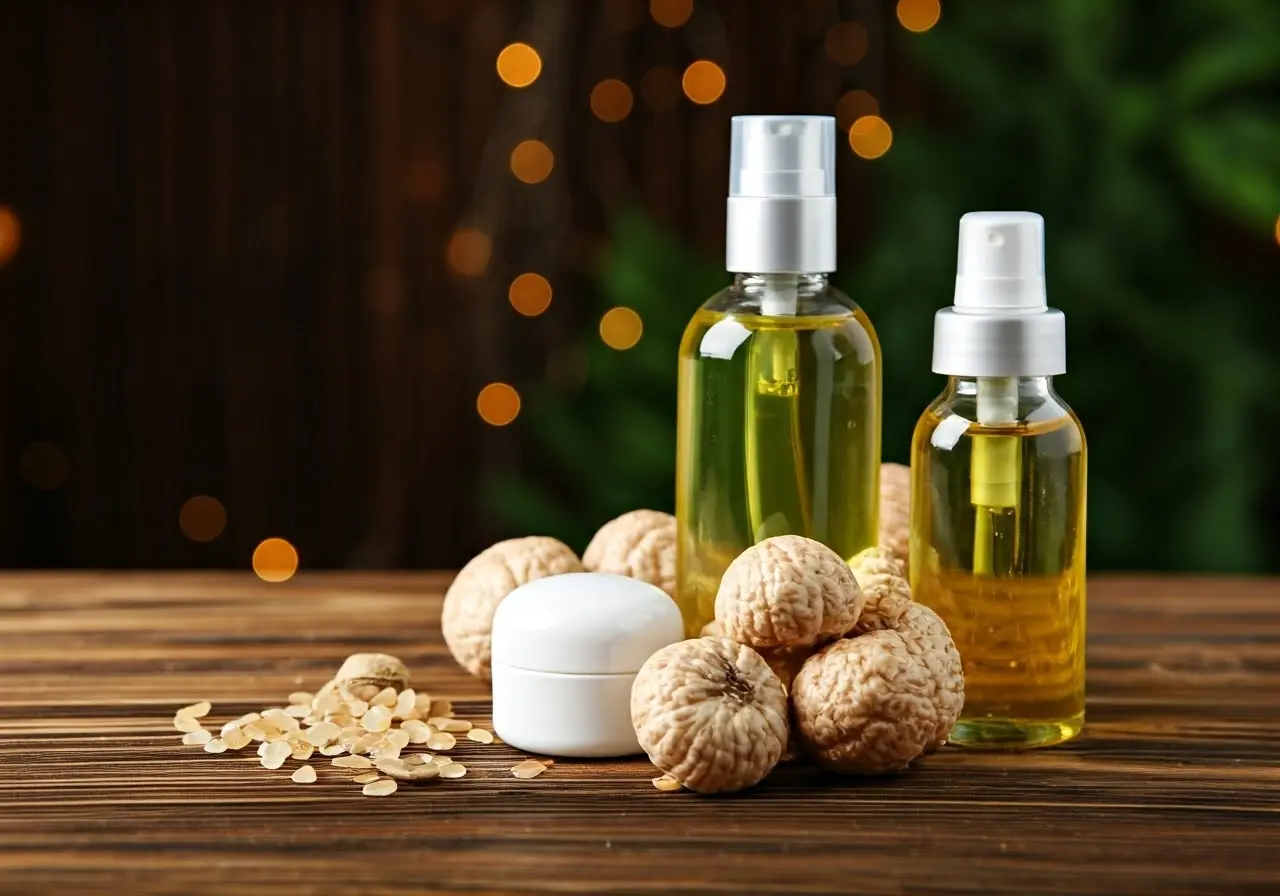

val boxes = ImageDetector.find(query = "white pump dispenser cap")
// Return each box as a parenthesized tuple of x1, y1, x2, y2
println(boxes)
(725, 115, 837, 273)
(933, 211, 1066, 377)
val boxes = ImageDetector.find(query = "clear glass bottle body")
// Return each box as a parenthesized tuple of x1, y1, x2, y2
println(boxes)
(910, 376, 1086, 748)
(675, 273, 882, 636)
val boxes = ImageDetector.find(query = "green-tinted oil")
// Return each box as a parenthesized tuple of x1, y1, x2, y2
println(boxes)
(675, 287, 881, 636)
(910, 382, 1086, 749)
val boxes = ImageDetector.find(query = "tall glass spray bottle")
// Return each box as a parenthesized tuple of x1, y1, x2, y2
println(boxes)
(910, 212, 1087, 748)
(675, 116, 881, 635)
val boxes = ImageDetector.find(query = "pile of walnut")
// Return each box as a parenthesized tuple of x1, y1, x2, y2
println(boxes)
(649, 537, 963, 793)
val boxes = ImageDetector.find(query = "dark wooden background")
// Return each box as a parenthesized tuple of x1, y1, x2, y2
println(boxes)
(0, 0, 914, 571)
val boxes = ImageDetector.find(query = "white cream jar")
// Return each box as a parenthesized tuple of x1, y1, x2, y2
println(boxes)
(490, 572, 683, 758)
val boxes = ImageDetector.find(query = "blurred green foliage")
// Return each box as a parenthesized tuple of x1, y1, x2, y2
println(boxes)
(492, 0, 1280, 571)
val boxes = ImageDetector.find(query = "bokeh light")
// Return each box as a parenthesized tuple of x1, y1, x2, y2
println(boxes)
(600, 307, 644, 350)
(509, 273, 553, 317)
(0, 206, 20, 267)
(1274, 214, 1279, 246)
(496, 43, 542, 88)
(650, 0, 692, 28)
(836, 90, 879, 130)
(253, 538, 299, 583)
(849, 115, 893, 159)
(897, 0, 941, 33)
(510, 139, 555, 184)
(590, 79, 635, 123)
(824, 21, 868, 66)
(18, 442, 68, 491)
(682, 60, 726, 105)
(477, 383, 521, 426)
(446, 228, 492, 277)
(641, 66, 682, 111)
(180, 496, 227, 543)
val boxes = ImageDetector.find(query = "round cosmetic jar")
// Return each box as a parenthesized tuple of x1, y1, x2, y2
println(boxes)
(490, 572, 684, 758)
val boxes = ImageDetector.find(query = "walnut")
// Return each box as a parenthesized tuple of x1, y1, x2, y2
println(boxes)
(714, 535, 864, 649)
(630, 637, 789, 794)
(848, 546, 911, 636)
(847, 547, 963, 750)
(879, 462, 911, 568)
(314, 653, 411, 706)
(582, 509, 676, 598)
(791, 632, 940, 773)
(442, 536, 582, 679)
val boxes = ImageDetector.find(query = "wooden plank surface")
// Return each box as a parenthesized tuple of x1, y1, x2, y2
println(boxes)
(0, 573, 1277, 895)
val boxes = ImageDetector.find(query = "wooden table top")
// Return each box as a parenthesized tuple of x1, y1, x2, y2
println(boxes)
(1, 573, 1277, 895)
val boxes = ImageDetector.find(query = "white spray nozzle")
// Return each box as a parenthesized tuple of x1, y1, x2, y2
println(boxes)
(729, 116, 835, 199)
(954, 211, 1046, 311)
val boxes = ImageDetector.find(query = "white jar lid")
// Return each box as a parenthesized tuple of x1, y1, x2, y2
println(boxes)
(491, 572, 683, 675)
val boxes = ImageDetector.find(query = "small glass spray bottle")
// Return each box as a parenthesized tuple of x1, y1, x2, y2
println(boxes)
(910, 212, 1086, 749)
(674, 116, 882, 636)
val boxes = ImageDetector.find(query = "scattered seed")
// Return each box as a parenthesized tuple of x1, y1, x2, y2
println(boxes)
(338, 727, 365, 750)
(304, 722, 341, 747)
(511, 760, 547, 779)
(393, 689, 416, 718)
(440, 719, 472, 734)
(291, 765, 317, 784)
(290, 741, 315, 762)
(182, 730, 213, 746)
(173, 715, 203, 734)
(262, 709, 300, 732)
(313, 693, 342, 715)
(361, 705, 392, 733)
(332, 755, 373, 769)
(426, 731, 456, 751)
(426, 717, 453, 729)
(374, 758, 406, 775)
(288, 692, 314, 706)
(363, 779, 398, 797)
(382, 762, 439, 781)
(428, 700, 453, 718)
(177, 701, 212, 719)
(223, 727, 252, 751)
(369, 743, 403, 762)
(371, 687, 397, 708)
(257, 742, 271, 758)
(204, 738, 229, 754)
(652, 775, 682, 792)
(403, 754, 429, 766)
(221, 713, 261, 737)
(347, 699, 369, 719)
(414, 693, 433, 712)
(401, 718, 427, 731)
(319, 744, 345, 756)
(385, 729, 411, 750)
(431, 755, 452, 766)
(353, 772, 380, 784)
(285, 704, 312, 719)
(466, 728, 494, 744)
(260, 740, 291, 770)
(408, 727, 433, 745)
(438, 763, 467, 779)
(352, 733, 382, 754)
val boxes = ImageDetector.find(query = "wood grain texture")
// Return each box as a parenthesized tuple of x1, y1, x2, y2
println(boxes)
(1, 573, 1278, 895)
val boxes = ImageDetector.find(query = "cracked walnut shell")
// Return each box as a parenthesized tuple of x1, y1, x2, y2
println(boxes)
(879, 462, 911, 568)
(791, 632, 940, 773)
(443, 536, 583, 679)
(631, 637, 789, 794)
(715, 535, 864, 649)
(583, 509, 676, 598)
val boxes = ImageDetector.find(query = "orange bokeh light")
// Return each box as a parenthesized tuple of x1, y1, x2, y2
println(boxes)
(180, 495, 227, 543)
(477, 382, 521, 426)
(897, 0, 942, 33)
(824, 21, 868, 66)
(836, 90, 879, 130)
(590, 79, 635, 123)
(510, 139, 555, 184)
(650, 0, 692, 28)
(446, 228, 492, 277)
(496, 43, 542, 88)
(849, 115, 893, 159)
(253, 538, 299, 583)
(682, 60, 726, 105)
(599, 307, 644, 350)
(509, 273, 553, 317)
(0, 206, 20, 267)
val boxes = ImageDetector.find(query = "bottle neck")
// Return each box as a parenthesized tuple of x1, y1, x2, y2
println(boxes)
(734, 273, 829, 317)
(949, 375, 1053, 399)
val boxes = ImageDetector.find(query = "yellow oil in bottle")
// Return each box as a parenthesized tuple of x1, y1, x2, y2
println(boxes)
(910, 379, 1086, 748)
(675, 276, 881, 635)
